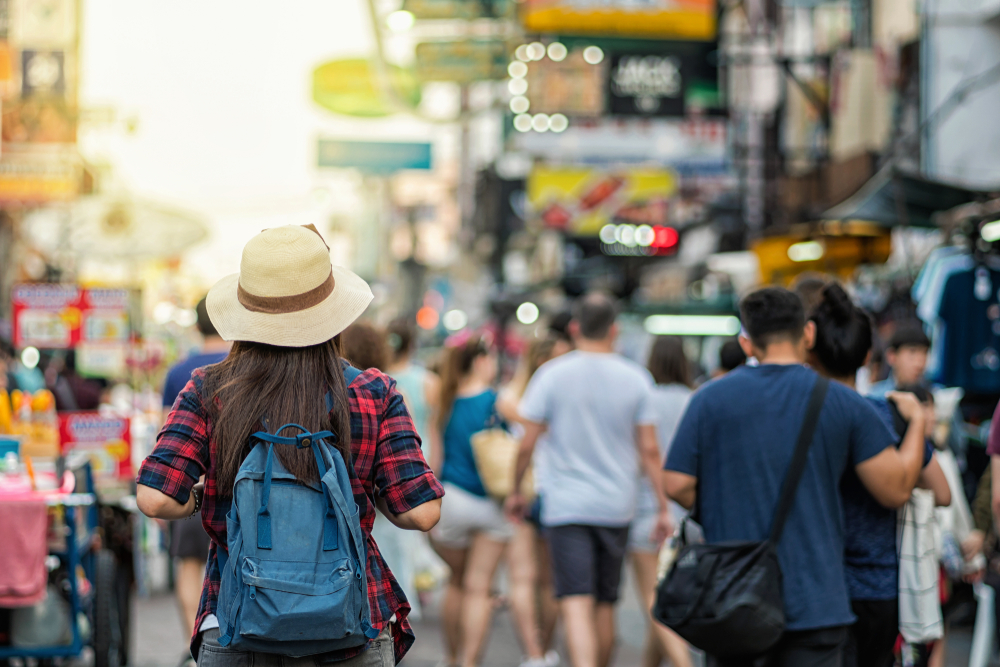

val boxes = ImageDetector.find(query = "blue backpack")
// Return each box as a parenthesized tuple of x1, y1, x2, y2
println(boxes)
(216, 366, 380, 657)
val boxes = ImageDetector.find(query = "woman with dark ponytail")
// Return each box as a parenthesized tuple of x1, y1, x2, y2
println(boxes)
(136, 226, 443, 667)
(430, 335, 515, 667)
(808, 282, 947, 667)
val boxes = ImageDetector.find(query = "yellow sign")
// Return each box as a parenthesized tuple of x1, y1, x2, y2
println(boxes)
(527, 165, 676, 235)
(522, 0, 717, 40)
(0, 158, 78, 202)
(752, 230, 891, 285)
(312, 59, 421, 118)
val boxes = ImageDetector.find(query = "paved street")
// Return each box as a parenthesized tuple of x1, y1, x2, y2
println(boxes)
(130, 566, 666, 667)
(128, 570, 980, 667)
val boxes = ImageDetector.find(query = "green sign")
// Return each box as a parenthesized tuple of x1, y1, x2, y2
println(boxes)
(317, 140, 432, 174)
(403, 0, 513, 19)
(415, 39, 509, 83)
(312, 59, 421, 118)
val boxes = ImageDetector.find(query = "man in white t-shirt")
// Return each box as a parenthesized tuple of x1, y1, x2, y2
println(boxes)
(505, 293, 671, 667)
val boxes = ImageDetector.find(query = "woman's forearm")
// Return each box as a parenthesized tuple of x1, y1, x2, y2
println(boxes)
(137, 483, 196, 520)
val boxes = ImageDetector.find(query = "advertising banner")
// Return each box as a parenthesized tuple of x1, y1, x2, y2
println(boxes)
(59, 412, 132, 484)
(525, 49, 606, 116)
(607, 43, 722, 117)
(522, 0, 717, 41)
(527, 165, 677, 235)
(12, 284, 130, 349)
(415, 39, 509, 83)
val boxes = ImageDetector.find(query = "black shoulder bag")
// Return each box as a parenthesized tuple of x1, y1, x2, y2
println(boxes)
(652, 377, 829, 659)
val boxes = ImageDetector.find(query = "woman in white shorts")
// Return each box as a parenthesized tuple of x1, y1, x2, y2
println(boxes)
(629, 336, 694, 667)
(429, 335, 513, 667)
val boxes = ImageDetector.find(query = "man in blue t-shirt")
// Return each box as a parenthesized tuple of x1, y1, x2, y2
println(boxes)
(664, 288, 923, 667)
(162, 297, 229, 660)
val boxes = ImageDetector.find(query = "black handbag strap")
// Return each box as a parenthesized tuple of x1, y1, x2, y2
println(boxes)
(768, 376, 829, 544)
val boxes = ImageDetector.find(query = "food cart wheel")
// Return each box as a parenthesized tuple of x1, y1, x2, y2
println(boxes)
(93, 549, 123, 667)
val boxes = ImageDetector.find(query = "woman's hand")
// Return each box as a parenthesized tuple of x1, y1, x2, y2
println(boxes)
(504, 493, 528, 523)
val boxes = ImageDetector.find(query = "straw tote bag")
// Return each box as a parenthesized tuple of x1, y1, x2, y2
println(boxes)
(470, 422, 535, 500)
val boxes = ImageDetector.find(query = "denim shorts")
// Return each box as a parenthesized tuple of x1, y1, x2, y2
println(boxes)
(197, 626, 395, 667)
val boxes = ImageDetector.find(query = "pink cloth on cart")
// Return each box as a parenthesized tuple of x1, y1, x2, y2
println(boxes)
(0, 499, 48, 607)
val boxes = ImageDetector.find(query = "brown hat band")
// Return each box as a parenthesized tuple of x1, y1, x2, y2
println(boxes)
(237, 271, 336, 314)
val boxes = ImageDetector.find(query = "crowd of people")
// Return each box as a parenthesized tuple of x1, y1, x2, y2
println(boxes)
(136, 224, 1000, 667)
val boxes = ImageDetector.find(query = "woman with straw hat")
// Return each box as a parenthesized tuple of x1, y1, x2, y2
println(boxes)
(136, 224, 444, 667)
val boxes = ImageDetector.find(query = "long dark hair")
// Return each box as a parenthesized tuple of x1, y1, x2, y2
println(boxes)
(437, 335, 490, 430)
(647, 335, 692, 387)
(202, 339, 352, 497)
(810, 282, 873, 378)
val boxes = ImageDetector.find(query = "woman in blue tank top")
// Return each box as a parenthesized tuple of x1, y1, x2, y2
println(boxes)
(429, 335, 514, 667)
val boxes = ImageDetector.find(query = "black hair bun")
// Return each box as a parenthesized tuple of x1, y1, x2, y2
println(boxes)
(818, 283, 854, 325)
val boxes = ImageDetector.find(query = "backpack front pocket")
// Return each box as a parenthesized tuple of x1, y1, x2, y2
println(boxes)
(238, 557, 357, 642)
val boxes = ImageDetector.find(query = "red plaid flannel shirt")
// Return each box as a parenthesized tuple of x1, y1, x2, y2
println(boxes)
(137, 367, 444, 662)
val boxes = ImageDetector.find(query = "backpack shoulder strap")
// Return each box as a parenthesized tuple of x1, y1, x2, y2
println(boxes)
(769, 376, 830, 544)
(326, 365, 363, 412)
(344, 364, 362, 386)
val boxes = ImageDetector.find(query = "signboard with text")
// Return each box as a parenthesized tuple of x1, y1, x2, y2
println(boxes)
(607, 43, 722, 117)
(317, 139, 432, 173)
(415, 39, 509, 83)
(522, 0, 717, 41)
(59, 412, 132, 485)
(13, 284, 130, 349)
(527, 165, 677, 235)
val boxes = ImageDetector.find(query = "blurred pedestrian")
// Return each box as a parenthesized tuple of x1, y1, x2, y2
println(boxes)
(806, 283, 943, 667)
(341, 321, 390, 372)
(430, 335, 512, 667)
(713, 339, 746, 378)
(663, 287, 923, 667)
(629, 335, 692, 667)
(505, 294, 671, 667)
(868, 322, 931, 397)
(497, 335, 568, 667)
(136, 224, 443, 667)
(385, 317, 440, 459)
(161, 296, 231, 661)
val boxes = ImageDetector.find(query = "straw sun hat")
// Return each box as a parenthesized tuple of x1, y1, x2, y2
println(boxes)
(206, 224, 373, 347)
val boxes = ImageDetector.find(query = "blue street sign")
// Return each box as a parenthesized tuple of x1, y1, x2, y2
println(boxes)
(317, 139, 432, 173)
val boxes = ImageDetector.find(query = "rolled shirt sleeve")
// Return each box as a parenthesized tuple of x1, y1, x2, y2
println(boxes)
(374, 380, 444, 515)
(137, 379, 210, 504)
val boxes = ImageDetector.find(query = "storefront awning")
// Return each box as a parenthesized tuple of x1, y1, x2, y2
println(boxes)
(821, 167, 990, 228)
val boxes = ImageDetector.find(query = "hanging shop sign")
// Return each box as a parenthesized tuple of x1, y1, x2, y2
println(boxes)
(524, 48, 605, 117)
(607, 43, 722, 117)
(511, 116, 727, 171)
(415, 39, 509, 83)
(752, 227, 891, 285)
(317, 139, 432, 173)
(21, 50, 65, 96)
(2, 98, 77, 143)
(527, 165, 677, 235)
(609, 53, 684, 116)
(0, 0, 10, 39)
(59, 412, 132, 486)
(12, 0, 75, 47)
(312, 59, 421, 118)
(12, 284, 130, 349)
(0, 157, 78, 201)
(522, 0, 716, 41)
(403, 0, 514, 19)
